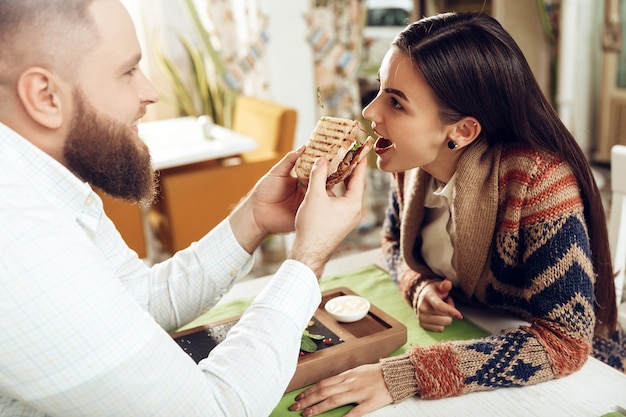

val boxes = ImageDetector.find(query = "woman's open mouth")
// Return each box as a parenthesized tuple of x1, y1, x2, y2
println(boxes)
(374, 137, 393, 155)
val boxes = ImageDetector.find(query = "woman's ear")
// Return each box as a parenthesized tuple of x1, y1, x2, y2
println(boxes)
(449, 117, 481, 149)
(17, 67, 64, 129)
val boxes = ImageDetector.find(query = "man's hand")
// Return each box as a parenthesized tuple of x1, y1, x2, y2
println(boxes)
(229, 147, 307, 254)
(229, 147, 367, 265)
(416, 279, 463, 332)
(289, 155, 367, 277)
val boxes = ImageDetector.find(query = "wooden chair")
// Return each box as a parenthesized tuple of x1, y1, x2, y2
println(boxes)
(609, 145, 626, 327)
(154, 96, 297, 253)
(97, 191, 148, 259)
(234, 95, 297, 164)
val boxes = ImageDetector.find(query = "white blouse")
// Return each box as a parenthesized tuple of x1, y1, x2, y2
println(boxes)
(420, 173, 458, 284)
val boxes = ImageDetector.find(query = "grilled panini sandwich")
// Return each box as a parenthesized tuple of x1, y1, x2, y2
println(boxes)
(292, 116, 374, 186)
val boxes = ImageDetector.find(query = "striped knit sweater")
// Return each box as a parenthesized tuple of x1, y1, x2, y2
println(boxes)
(379, 139, 625, 401)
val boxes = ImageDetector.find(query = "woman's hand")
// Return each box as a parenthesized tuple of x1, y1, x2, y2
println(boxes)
(289, 363, 392, 417)
(417, 279, 463, 332)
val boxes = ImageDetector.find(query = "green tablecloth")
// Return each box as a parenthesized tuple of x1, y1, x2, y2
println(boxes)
(183, 265, 487, 416)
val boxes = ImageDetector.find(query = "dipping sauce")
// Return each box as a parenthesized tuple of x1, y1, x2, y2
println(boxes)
(325, 295, 370, 323)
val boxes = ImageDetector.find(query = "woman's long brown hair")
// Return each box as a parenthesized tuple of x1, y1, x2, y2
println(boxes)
(393, 12, 617, 335)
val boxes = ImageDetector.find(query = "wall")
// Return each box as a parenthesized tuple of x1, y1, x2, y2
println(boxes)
(556, 0, 602, 155)
(259, 1, 317, 148)
(494, 0, 601, 154)
(425, 0, 601, 154)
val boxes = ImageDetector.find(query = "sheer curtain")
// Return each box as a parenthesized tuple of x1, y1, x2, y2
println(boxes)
(121, 0, 271, 120)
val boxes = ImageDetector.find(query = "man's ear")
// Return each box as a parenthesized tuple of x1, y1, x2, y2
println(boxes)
(449, 117, 481, 149)
(17, 67, 64, 129)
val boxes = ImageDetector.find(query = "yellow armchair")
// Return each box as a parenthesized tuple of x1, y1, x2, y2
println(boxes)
(97, 191, 147, 258)
(154, 96, 297, 254)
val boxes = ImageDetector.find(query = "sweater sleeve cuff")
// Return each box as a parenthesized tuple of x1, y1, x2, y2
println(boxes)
(380, 354, 419, 402)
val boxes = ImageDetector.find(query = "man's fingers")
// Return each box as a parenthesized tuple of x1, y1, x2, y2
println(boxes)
(308, 157, 330, 192)
(343, 157, 367, 198)
(268, 146, 306, 177)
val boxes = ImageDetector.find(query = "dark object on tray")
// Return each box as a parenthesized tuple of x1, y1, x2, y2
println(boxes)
(172, 315, 344, 363)
(172, 320, 237, 363)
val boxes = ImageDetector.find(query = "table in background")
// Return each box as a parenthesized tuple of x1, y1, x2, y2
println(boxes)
(136, 117, 258, 261)
(195, 248, 626, 417)
(139, 116, 258, 170)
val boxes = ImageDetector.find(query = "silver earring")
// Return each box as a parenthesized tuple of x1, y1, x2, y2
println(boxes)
(447, 140, 458, 150)
(473, 122, 477, 126)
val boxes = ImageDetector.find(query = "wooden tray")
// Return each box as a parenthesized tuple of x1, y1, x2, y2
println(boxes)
(288, 287, 407, 391)
(170, 287, 407, 392)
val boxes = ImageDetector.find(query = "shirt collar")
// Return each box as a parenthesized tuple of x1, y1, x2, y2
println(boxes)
(0, 122, 102, 225)
(424, 173, 457, 209)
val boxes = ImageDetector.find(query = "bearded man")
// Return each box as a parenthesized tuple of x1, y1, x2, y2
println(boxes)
(0, 1, 367, 415)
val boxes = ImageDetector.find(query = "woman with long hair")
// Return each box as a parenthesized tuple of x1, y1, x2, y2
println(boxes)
(290, 12, 625, 416)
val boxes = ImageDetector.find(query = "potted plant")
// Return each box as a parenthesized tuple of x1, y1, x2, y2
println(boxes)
(154, 0, 237, 127)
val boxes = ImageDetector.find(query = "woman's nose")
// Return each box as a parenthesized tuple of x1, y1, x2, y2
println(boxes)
(362, 96, 377, 122)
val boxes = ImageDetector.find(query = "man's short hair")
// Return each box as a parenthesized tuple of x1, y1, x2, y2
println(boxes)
(0, 0, 99, 85)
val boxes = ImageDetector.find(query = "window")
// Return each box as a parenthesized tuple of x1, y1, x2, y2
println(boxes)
(366, 8, 410, 27)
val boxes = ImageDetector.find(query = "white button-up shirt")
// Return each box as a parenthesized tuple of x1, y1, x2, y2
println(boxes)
(0, 122, 320, 417)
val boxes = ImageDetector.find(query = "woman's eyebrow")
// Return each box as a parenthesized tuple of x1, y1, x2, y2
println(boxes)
(383, 88, 408, 101)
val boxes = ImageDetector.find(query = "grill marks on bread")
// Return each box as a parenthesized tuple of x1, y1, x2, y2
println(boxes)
(293, 116, 373, 186)
(295, 117, 357, 179)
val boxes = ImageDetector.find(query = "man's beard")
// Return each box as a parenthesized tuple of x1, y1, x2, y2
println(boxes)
(64, 90, 157, 207)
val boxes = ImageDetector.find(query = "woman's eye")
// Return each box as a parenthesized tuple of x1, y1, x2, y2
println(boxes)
(390, 97, 403, 110)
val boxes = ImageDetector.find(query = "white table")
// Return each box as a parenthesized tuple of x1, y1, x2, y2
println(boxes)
(137, 116, 259, 261)
(227, 249, 626, 417)
(138, 116, 258, 170)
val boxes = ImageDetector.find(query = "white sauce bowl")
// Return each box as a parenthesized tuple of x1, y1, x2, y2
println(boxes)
(325, 295, 370, 323)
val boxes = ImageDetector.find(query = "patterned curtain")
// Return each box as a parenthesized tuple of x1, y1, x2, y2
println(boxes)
(305, 0, 365, 120)
(190, 0, 271, 96)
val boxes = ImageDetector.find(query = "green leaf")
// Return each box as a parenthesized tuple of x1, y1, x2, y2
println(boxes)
(350, 141, 363, 151)
(303, 329, 325, 340)
(179, 34, 210, 113)
(151, 0, 238, 123)
(182, 0, 228, 75)
(153, 36, 197, 116)
(300, 334, 318, 353)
